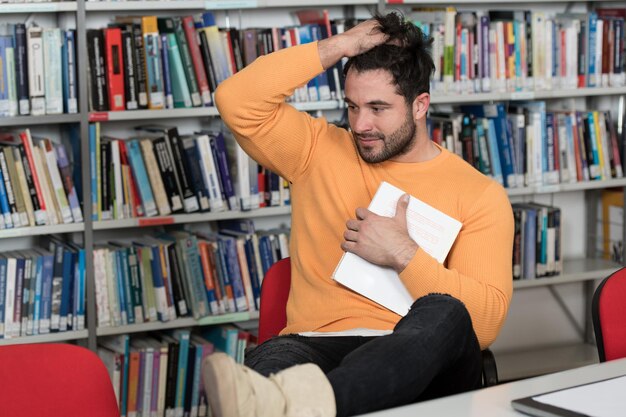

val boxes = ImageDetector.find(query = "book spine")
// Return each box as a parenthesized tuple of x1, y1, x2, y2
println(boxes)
(160, 34, 174, 109)
(41, 140, 73, 224)
(127, 140, 158, 217)
(121, 30, 139, 110)
(182, 16, 212, 106)
(63, 30, 78, 114)
(139, 139, 171, 216)
(104, 28, 126, 111)
(166, 132, 199, 213)
(142, 17, 165, 109)
(14, 23, 29, 115)
(131, 24, 149, 109)
(87, 29, 109, 112)
(165, 33, 193, 109)
(152, 137, 183, 212)
(27, 27, 45, 116)
(173, 18, 201, 107)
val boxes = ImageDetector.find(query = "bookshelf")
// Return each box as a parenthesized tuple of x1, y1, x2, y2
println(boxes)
(0, 0, 623, 395)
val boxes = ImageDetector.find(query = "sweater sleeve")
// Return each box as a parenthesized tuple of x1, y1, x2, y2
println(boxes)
(398, 182, 514, 349)
(214, 42, 331, 183)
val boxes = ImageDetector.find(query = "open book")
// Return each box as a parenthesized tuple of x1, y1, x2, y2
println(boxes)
(332, 181, 462, 316)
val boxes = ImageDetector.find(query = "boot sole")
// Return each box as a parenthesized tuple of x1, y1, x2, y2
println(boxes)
(204, 353, 239, 417)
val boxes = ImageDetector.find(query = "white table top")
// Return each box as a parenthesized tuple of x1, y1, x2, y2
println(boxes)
(358, 357, 626, 416)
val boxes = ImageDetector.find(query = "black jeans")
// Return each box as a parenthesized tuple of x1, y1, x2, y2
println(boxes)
(245, 294, 482, 417)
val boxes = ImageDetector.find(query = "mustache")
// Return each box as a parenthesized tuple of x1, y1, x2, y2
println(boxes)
(353, 132, 385, 140)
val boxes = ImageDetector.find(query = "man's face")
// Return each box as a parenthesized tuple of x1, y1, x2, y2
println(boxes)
(344, 69, 417, 164)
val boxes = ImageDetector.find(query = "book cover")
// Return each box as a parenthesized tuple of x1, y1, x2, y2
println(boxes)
(332, 182, 462, 316)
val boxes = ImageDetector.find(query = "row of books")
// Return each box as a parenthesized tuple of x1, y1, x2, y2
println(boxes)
(0, 236, 85, 339)
(90, 124, 290, 222)
(94, 226, 289, 329)
(97, 326, 254, 417)
(0, 24, 78, 117)
(87, 10, 345, 112)
(0, 129, 82, 229)
(411, 8, 626, 94)
(512, 203, 562, 280)
(429, 103, 624, 189)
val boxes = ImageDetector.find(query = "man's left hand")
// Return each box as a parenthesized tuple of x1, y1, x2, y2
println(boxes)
(341, 194, 418, 273)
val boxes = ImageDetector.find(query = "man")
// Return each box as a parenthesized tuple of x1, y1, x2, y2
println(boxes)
(203, 12, 514, 417)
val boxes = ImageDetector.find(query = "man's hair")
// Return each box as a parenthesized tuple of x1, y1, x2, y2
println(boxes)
(343, 12, 435, 104)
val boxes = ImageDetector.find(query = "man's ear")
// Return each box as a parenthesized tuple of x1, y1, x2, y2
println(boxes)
(412, 92, 430, 121)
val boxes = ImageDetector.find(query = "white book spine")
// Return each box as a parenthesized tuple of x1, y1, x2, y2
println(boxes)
(27, 27, 45, 115)
(94, 249, 111, 328)
(43, 28, 63, 115)
(6, 45, 18, 117)
(105, 249, 121, 327)
(42, 142, 73, 224)
(4, 258, 16, 338)
(196, 135, 224, 212)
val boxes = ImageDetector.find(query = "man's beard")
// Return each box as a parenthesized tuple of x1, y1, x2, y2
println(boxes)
(352, 113, 417, 163)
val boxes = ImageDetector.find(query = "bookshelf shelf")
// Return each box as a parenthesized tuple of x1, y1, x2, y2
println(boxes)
(92, 206, 291, 230)
(431, 86, 626, 105)
(513, 258, 619, 289)
(0, 2, 77, 13)
(0, 114, 81, 128)
(0, 330, 89, 346)
(89, 101, 341, 122)
(96, 311, 259, 336)
(0, 223, 85, 239)
(506, 178, 626, 197)
(85, 0, 377, 11)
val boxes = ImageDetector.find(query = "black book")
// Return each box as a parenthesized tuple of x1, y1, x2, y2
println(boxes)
(86, 29, 109, 111)
(129, 23, 149, 109)
(99, 139, 112, 220)
(182, 343, 196, 417)
(198, 30, 218, 93)
(180, 136, 209, 212)
(152, 136, 184, 213)
(14, 23, 29, 115)
(163, 339, 180, 417)
(120, 29, 139, 110)
(136, 125, 199, 213)
(166, 242, 189, 318)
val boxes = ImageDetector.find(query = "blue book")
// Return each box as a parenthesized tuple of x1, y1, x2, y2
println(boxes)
(38, 249, 54, 334)
(127, 139, 158, 217)
(462, 104, 517, 188)
(587, 12, 598, 87)
(586, 112, 601, 180)
(0, 36, 11, 116)
(170, 232, 210, 319)
(89, 123, 98, 220)
(520, 206, 537, 280)
(0, 154, 13, 228)
(58, 246, 75, 331)
(62, 29, 78, 114)
(211, 132, 237, 210)
(171, 329, 191, 417)
(258, 235, 274, 275)
(142, 22, 165, 109)
(160, 33, 174, 109)
(148, 243, 170, 322)
(203, 325, 239, 358)
(31, 253, 44, 335)
(109, 247, 127, 326)
(218, 236, 248, 312)
(243, 237, 261, 310)
(115, 247, 135, 325)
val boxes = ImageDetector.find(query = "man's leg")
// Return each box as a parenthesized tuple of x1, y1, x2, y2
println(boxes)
(327, 294, 482, 417)
(245, 334, 373, 376)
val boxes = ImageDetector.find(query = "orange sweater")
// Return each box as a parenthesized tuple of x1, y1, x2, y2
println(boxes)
(215, 42, 514, 349)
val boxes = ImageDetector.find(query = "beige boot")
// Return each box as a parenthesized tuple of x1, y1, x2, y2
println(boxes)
(202, 352, 336, 417)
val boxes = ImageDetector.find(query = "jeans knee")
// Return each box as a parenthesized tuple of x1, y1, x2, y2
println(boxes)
(404, 293, 474, 332)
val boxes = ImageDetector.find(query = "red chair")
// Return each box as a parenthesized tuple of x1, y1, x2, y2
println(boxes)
(0, 343, 120, 417)
(257, 257, 499, 386)
(258, 257, 292, 344)
(592, 267, 626, 362)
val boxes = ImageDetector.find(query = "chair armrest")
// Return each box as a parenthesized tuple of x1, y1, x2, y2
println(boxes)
(481, 348, 499, 387)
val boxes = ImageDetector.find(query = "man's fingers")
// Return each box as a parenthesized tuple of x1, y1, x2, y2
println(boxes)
(344, 230, 358, 242)
(346, 219, 359, 231)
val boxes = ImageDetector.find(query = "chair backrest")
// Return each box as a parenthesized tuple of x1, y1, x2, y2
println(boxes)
(258, 257, 291, 344)
(592, 267, 626, 362)
(0, 343, 120, 417)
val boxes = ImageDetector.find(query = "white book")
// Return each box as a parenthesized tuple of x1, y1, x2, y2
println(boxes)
(110, 140, 124, 219)
(93, 248, 111, 328)
(43, 28, 63, 115)
(332, 182, 462, 316)
(6, 44, 18, 117)
(196, 134, 224, 212)
(40, 139, 73, 223)
(27, 27, 45, 116)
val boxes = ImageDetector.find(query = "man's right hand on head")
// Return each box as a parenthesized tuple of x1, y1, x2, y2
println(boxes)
(317, 19, 389, 70)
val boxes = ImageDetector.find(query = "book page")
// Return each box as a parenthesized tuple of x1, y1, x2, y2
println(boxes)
(332, 181, 462, 316)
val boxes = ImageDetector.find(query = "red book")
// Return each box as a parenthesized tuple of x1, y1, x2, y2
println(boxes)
(181, 16, 212, 106)
(104, 28, 125, 111)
